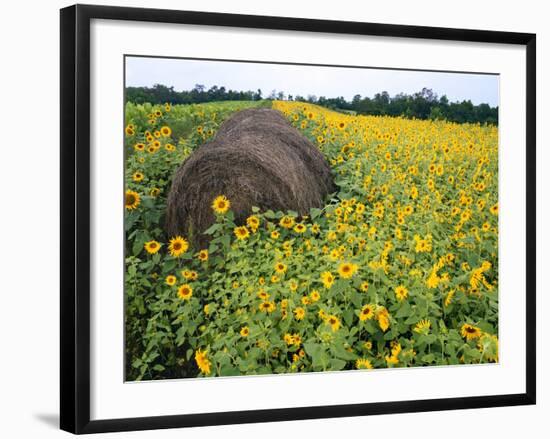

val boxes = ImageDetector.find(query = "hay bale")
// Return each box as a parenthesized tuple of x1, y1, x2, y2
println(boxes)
(165, 108, 335, 248)
(215, 107, 289, 137)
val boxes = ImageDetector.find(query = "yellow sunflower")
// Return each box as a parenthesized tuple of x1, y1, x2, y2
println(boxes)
(198, 249, 209, 262)
(168, 236, 189, 257)
(395, 285, 409, 301)
(165, 275, 177, 286)
(274, 262, 287, 274)
(246, 215, 260, 232)
(177, 284, 193, 301)
(125, 190, 140, 210)
(234, 226, 250, 241)
(337, 262, 358, 279)
(160, 126, 172, 137)
(149, 187, 161, 197)
(461, 323, 482, 341)
(293, 223, 306, 234)
(212, 195, 230, 214)
(320, 271, 335, 289)
(259, 301, 276, 313)
(326, 315, 341, 332)
(279, 216, 295, 229)
(310, 290, 320, 302)
(355, 358, 373, 370)
(414, 319, 431, 334)
(144, 240, 161, 254)
(293, 307, 306, 321)
(377, 307, 390, 332)
(194, 349, 211, 375)
(359, 304, 375, 321)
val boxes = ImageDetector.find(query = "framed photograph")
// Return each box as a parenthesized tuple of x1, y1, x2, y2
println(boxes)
(60, 4, 536, 434)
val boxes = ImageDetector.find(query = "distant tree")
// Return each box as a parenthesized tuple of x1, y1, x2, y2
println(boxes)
(125, 85, 498, 125)
(429, 106, 444, 121)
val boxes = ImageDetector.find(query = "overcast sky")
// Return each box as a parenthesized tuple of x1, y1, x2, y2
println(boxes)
(125, 57, 499, 106)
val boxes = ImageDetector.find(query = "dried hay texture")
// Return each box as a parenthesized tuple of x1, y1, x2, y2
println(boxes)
(166, 108, 335, 248)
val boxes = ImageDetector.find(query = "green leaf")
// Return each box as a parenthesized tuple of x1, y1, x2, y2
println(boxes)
(395, 302, 412, 319)
(127, 264, 137, 277)
(404, 313, 419, 325)
(343, 309, 354, 327)
(331, 344, 357, 361)
(310, 207, 322, 219)
(419, 334, 437, 344)
(421, 354, 435, 363)
(221, 234, 231, 249)
(132, 238, 144, 256)
(331, 279, 349, 296)
(350, 291, 363, 309)
(329, 358, 347, 370)
(303, 342, 321, 357)
(125, 213, 139, 231)
(204, 223, 222, 235)
(220, 366, 240, 376)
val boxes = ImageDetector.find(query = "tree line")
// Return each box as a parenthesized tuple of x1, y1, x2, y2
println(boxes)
(126, 84, 498, 125)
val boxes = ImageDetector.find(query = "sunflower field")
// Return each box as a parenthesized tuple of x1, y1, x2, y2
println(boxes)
(124, 99, 499, 380)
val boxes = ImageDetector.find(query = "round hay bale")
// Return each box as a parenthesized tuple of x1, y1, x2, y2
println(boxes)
(165, 108, 335, 248)
(215, 107, 289, 137)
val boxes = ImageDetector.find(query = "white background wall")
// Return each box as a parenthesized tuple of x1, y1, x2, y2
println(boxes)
(0, 0, 546, 437)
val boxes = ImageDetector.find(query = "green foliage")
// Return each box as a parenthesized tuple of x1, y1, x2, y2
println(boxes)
(124, 100, 499, 381)
(126, 85, 498, 125)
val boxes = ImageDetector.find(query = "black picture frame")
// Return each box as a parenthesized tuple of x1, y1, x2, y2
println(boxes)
(60, 4, 536, 434)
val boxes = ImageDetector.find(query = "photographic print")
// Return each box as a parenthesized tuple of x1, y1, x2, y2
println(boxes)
(124, 56, 499, 381)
